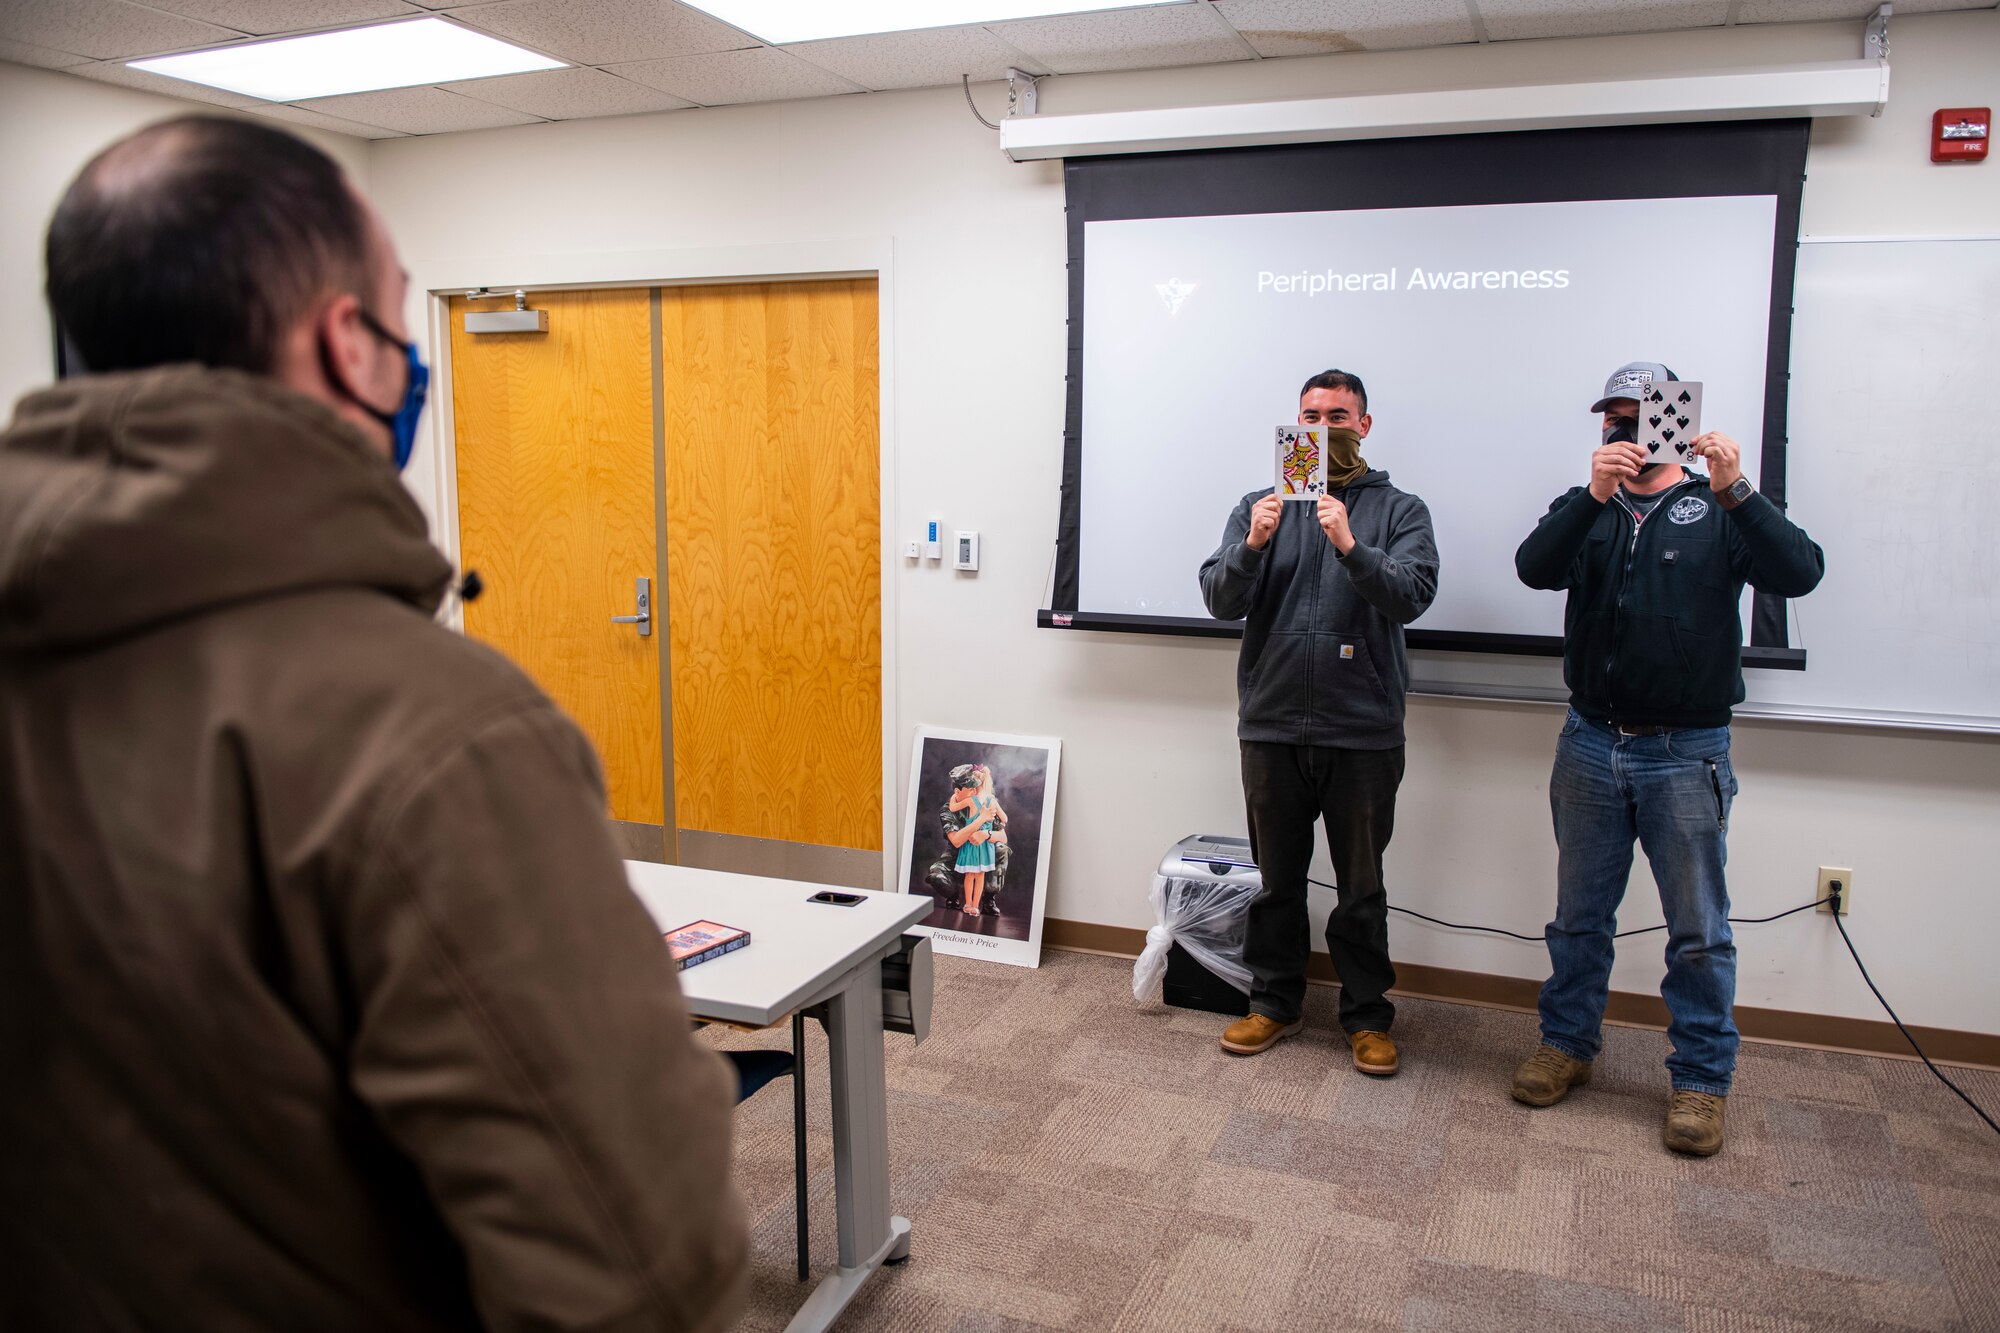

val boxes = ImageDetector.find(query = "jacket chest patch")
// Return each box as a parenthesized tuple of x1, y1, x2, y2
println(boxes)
(1340, 644, 1354, 659)
(1668, 496, 1710, 525)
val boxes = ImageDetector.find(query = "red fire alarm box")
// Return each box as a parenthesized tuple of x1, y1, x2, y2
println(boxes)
(1932, 108, 1989, 164)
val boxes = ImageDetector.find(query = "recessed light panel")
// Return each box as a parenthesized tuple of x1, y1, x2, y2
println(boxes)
(681, 0, 1191, 45)
(129, 18, 565, 103)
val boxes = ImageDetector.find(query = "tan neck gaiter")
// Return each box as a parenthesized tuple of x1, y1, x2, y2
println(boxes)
(1323, 426, 1368, 489)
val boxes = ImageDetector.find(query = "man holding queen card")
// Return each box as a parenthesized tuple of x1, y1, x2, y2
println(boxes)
(1198, 370, 1439, 1075)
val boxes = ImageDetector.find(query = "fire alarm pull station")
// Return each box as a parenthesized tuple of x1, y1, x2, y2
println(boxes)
(1932, 108, 1989, 164)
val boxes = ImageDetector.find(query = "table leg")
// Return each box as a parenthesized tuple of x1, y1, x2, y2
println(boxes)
(782, 959, 910, 1333)
(826, 960, 890, 1267)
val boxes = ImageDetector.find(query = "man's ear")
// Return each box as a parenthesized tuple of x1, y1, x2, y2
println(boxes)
(314, 290, 368, 399)
(1355, 413, 1373, 440)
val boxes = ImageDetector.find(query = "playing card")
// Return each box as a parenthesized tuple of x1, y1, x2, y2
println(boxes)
(1636, 380, 1703, 468)
(1275, 425, 1327, 501)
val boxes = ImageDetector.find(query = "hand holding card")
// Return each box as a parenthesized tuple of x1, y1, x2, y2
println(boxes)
(1695, 431, 1746, 492)
(1636, 380, 1703, 468)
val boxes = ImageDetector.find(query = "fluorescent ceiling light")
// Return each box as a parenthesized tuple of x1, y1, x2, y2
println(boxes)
(681, 0, 1189, 45)
(129, 17, 564, 102)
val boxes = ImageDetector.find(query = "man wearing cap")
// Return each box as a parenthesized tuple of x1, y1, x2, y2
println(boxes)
(1510, 362, 1824, 1156)
(1198, 369, 1439, 1076)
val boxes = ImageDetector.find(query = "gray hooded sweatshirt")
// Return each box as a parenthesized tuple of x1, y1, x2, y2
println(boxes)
(1198, 470, 1439, 748)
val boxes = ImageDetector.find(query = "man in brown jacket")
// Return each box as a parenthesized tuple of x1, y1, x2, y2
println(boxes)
(0, 117, 748, 1330)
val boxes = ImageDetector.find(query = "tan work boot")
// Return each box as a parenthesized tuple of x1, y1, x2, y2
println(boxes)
(1511, 1045, 1593, 1107)
(1663, 1090, 1727, 1156)
(1220, 1013, 1302, 1055)
(1347, 1030, 1399, 1077)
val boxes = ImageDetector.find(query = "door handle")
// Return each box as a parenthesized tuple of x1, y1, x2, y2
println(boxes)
(611, 576, 652, 637)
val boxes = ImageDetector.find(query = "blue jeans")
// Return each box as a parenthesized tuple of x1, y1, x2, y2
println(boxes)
(1539, 710, 1740, 1095)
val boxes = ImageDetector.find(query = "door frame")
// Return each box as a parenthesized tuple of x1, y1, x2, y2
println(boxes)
(411, 239, 900, 890)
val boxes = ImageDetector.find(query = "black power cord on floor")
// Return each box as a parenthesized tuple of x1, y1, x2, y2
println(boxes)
(1824, 883, 2000, 1138)
(1306, 875, 2000, 1140)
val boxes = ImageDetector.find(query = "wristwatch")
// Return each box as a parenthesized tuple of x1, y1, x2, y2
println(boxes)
(1719, 476, 1755, 510)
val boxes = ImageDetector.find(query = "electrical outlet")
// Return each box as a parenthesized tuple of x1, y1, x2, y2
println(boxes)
(1816, 866, 1854, 916)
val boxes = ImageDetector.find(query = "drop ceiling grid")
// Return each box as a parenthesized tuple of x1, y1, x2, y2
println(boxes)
(138, 0, 424, 37)
(1211, 0, 1483, 55)
(439, 65, 696, 118)
(781, 24, 1054, 91)
(2, 0, 242, 61)
(987, 4, 1256, 74)
(606, 46, 864, 107)
(294, 83, 546, 132)
(438, 0, 759, 66)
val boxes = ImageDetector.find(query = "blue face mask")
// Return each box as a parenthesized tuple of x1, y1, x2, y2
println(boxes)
(343, 309, 430, 471)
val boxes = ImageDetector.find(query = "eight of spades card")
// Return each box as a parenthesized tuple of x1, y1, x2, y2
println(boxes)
(1275, 425, 1328, 501)
(1636, 380, 1704, 468)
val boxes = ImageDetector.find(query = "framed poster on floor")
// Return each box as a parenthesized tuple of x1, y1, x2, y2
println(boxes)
(899, 726, 1061, 968)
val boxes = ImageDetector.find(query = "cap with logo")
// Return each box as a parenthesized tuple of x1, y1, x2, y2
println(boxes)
(1590, 361, 1677, 413)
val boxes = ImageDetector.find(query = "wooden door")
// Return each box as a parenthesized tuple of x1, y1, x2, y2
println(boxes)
(447, 288, 663, 829)
(660, 280, 881, 853)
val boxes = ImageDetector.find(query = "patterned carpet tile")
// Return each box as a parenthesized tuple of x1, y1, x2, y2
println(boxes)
(704, 948, 1999, 1332)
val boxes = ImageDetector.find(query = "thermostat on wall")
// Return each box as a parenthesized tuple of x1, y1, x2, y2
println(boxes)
(954, 530, 980, 571)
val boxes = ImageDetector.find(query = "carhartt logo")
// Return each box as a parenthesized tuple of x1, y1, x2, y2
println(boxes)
(1669, 496, 1710, 525)
(1155, 278, 1198, 316)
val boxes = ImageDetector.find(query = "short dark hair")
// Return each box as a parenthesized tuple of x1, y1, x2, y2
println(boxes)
(45, 116, 373, 375)
(1299, 369, 1367, 415)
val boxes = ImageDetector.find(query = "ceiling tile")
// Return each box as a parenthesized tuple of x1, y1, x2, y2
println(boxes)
(64, 57, 264, 105)
(1212, 0, 1476, 55)
(0, 0, 244, 59)
(442, 0, 753, 65)
(294, 84, 544, 132)
(607, 45, 859, 105)
(0, 36, 92, 67)
(247, 101, 408, 137)
(139, 0, 421, 36)
(1477, 0, 1730, 42)
(990, 3, 1250, 74)
(442, 64, 693, 117)
(784, 25, 1048, 92)
(1735, 0, 1988, 20)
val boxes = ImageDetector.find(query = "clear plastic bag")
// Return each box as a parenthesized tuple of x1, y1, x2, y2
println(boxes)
(1132, 872, 1259, 1004)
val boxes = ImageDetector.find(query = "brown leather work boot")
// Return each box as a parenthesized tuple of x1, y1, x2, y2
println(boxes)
(1511, 1045, 1593, 1107)
(1220, 1013, 1302, 1055)
(1663, 1090, 1727, 1156)
(1347, 1030, 1399, 1077)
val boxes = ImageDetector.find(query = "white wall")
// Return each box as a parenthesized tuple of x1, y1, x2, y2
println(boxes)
(5, 10, 1996, 1039)
(0, 62, 370, 412)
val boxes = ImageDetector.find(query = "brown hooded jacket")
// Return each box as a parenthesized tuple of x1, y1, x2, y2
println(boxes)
(0, 367, 747, 1332)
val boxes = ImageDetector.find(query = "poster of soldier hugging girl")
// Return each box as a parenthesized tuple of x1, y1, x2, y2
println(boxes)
(899, 726, 1061, 968)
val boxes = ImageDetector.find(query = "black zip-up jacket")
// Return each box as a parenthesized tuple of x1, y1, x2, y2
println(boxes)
(1515, 470, 1824, 729)
(1200, 470, 1438, 748)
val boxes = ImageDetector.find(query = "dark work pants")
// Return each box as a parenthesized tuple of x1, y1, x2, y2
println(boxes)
(1240, 741, 1404, 1033)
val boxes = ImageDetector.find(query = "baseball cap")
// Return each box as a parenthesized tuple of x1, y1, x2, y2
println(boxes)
(1589, 361, 1677, 413)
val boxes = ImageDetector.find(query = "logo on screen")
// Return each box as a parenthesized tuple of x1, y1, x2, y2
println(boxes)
(1154, 278, 1198, 316)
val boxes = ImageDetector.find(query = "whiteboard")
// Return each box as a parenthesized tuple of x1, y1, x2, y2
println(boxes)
(1411, 236, 2000, 734)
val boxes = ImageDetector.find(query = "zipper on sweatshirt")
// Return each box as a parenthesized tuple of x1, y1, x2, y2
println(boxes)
(1605, 479, 1700, 719)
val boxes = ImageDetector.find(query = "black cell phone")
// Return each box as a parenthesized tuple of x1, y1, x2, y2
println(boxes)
(807, 890, 866, 906)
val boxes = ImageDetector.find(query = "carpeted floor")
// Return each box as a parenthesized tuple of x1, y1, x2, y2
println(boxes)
(701, 949, 2000, 1332)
